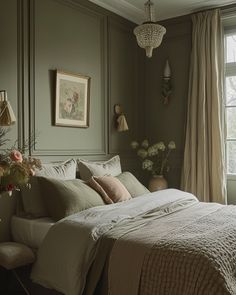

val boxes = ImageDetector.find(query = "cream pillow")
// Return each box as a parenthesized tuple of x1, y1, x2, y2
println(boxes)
(20, 159, 77, 218)
(78, 155, 122, 181)
(87, 175, 131, 204)
(35, 158, 77, 179)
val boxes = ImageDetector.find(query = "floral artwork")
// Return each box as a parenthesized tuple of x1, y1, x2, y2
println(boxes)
(55, 71, 90, 127)
(131, 139, 176, 176)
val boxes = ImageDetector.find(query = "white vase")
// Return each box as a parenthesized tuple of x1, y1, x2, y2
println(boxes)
(148, 175, 168, 192)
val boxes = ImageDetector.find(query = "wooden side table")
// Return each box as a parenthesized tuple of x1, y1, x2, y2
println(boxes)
(0, 242, 35, 294)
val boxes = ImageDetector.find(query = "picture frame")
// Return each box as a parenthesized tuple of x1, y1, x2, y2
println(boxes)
(55, 70, 90, 128)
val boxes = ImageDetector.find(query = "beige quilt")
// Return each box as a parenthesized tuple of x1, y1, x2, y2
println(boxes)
(108, 202, 236, 295)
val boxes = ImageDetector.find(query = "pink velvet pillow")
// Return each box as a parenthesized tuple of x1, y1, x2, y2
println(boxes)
(87, 176, 131, 204)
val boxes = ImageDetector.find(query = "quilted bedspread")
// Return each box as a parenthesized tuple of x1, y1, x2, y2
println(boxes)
(108, 203, 236, 295)
(139, 206, 236, 295)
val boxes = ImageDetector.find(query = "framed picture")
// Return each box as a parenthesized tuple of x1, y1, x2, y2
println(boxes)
(55, 70, 90, 128)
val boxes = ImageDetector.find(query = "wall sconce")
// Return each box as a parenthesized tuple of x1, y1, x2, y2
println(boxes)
(161, 60, 172, 105)
(0, 90, 16, 126)
(114, 104, 129, 132)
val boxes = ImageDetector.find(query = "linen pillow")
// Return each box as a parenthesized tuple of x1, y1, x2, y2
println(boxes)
(20, 159, 77, 218)
(116, 172, 150, 197)
(38, 178, 105, 221)
(87, 175, 131, 204)
(78, 155, 122, 181)
(35, 158, 77, 179)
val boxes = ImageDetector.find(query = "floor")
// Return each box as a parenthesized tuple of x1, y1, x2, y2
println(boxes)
(0, 266, 62, 295)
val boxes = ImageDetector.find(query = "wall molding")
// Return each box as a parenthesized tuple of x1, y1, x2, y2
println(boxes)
(28, 0, 108, 157)
(17, 0, 26, 150)
(88, 0, 143, 24)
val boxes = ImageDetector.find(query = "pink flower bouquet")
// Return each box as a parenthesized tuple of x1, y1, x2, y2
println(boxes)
(0, 149, 41, 195)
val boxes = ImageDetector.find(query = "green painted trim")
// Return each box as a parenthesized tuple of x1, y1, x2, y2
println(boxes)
(17, 0, 25, 150)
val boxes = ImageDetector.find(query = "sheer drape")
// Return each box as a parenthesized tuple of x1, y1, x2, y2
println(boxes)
(181, 9, 227, 203)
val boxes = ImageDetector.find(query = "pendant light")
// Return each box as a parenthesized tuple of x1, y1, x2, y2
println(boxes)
(134, 0, 166, 58)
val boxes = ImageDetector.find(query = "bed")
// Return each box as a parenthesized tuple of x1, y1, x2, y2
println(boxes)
(29, 188, 236, 295)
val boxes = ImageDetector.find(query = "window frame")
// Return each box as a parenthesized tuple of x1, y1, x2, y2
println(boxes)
(224, 29, 236, 179)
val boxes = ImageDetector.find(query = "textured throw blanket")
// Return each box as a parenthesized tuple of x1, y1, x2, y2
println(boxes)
(31, 189, 236, 295)
(139, 204, 236, 295)
(108, 203, 236, 295)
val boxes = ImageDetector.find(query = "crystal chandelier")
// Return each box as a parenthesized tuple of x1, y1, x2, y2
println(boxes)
(134, 0, 166, 58)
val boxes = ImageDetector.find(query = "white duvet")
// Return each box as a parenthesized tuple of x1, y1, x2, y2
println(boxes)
(31, 189, 198, 295)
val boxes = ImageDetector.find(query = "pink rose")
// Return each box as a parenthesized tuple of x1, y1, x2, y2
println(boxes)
(10, 150, 23, 163)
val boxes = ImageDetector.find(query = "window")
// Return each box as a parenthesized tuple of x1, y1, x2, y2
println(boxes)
(225, 32, 236, 175)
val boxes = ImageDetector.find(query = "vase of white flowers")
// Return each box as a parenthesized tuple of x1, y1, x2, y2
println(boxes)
(131, 139, 176, 192)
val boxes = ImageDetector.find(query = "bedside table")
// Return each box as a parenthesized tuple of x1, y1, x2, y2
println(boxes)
(0, 242, 35, 294)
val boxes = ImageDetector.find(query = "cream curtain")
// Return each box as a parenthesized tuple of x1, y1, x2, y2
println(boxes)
(181, 9, 227, 203)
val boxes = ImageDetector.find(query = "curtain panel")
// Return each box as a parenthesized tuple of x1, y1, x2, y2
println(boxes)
(181, 9, 227, 203)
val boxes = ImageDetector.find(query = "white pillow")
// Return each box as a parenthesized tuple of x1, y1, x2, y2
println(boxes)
(78, 155, 122, 181)
(20, 159, 77, 218)
(35, 158, 77, 179)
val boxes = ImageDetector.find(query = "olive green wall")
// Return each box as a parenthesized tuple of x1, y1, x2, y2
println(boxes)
(144, 16, 192, 188)
(0, 0, 145, 164)
(0, 0, 19, 242)
(0, 0, 145, 241)
(0, 0, 19, 146)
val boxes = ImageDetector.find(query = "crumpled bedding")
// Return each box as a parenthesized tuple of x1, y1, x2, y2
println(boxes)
(31, 189, 236, 295)
(31, 189, 198, 295)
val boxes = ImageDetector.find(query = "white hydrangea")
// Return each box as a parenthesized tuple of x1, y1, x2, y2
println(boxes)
(137, 149, 148, 159)
(130, 141, 139, 149)
(147, 145, 158, 156)
(168, 141, 176, 150)
(131, 139, 176, 175)
(141, 139, 149, 148)
(142, 159, 153, 171)
(156, 142, 166, 151)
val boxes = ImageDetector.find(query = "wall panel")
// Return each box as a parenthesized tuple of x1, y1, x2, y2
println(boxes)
(0, 0, 18, 241)
(30, 0, 107, 157)
(0, 0, 18, 147)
